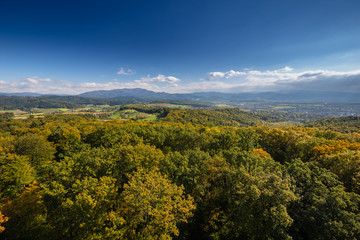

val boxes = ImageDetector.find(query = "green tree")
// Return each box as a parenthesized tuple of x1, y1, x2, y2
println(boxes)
(287, 159, 360, 239)
(47, 125, 82, 160)
(13, 134, 55, 172)
(208, 150, 296, 240)
(0, 154, 36, 198)
(119, 168, 195, 240)
(0, 182, 49, 240)
(43, 176, 123, 240)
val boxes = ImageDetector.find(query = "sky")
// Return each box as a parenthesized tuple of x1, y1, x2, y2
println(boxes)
(0, 0, 360, 94)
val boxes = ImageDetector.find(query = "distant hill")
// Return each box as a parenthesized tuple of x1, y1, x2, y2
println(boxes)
(0, 96, 81, 110)
(78, 88, 190, 100)
(78, 88, 157, 98)
(305, 116, 360, 133)
(0, 89, 359, 111)
(0, 92, 43, 97)
(41, 95, 150, 106)
(78, 89, 251, 102)
(161, 108, 265, 127)
(0, 94, 213, 111)
(78, 89, 360, 103)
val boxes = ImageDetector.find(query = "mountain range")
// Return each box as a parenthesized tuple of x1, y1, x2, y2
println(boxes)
(1, 88, 360, 103)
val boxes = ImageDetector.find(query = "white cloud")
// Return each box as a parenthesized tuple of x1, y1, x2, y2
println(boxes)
(117, 67, 136, 75)
(208, 70, 246, 79)
(134, 74, 180, 84)
(276, 66, 294, 72)
(204, 67, 360, 92)
(25, 76, 52, 84)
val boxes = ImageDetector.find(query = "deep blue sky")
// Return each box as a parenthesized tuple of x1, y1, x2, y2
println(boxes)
(1, 0, 360, 93)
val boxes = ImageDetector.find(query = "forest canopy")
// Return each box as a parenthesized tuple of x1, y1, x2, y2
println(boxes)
(0, 113, 359, 239)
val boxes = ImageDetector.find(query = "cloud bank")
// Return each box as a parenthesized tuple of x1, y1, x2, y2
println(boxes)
(204, 67, 360, 93)
(0, 67, 359, 94)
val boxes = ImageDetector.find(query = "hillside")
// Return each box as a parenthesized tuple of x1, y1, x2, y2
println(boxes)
(0, 96, 81, 110)
(78, 88, 360, 102)
(0, 94, 213, 111)
(162, 108, 265, 126)
(2, 89, 360, 103)
(305, 116, 360, 133)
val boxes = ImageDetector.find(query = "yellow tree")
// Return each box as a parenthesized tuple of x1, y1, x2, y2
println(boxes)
(43, 176, 124, 240)
(0, 211, 8, 233)
(119, 168, 195, 240)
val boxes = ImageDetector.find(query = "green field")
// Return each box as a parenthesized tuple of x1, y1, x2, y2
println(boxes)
(110, 109, 158, 121)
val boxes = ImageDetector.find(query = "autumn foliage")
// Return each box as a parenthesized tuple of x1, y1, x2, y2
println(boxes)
(0, 113, 359, 239)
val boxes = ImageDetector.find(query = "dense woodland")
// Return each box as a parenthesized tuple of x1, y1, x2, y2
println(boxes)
(0, 96, 82, 110)
(115, 107, 266, 127)
(305, 116, 360, 133)
(0, 96, 212, 111)
(0, 112, 360, 239)
(162, 108, 265, 127)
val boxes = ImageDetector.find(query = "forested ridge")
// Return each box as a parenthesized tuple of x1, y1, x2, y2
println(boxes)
(0, 96, 81, 110)
(0, 95, 213, 111)
(115, 107, 266, 127)
(162, 108, 264, 127)
(305, 116, 360, 133)
(0, 113, 360, 239)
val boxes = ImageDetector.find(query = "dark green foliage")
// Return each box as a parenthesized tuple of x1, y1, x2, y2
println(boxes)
(287, 159, 360, 240)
